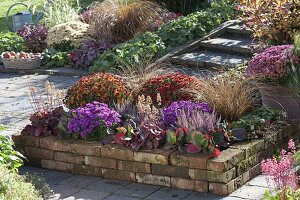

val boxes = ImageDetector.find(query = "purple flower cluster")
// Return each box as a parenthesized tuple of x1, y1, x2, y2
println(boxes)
(67, 101, 121, 138)
(69, 40, 114, 69)
(246, 45, 300, 80)
(17, 23, 48, 53)
(162, 101, 213, 126)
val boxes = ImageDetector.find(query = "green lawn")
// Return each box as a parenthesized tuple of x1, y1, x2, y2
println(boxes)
(0, 0, 96, 32)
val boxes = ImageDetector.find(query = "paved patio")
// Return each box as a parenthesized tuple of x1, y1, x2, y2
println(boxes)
(1, 73, 274, 200)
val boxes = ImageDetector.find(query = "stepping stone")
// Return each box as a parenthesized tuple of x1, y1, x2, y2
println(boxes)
(144, 187, 192, 200)
(87, 179, 131, 193)
(172, 50, 249, 69)
(229, 185, 268, 200)
(115, 183, 160, 198)
(58, 174, 101, 189)
(199, 36, 254, 55)
(226, 25, 253, 36)
(63, 189, 111, 200)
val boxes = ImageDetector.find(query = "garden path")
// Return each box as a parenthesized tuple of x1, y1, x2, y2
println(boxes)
(0, 73, 273, 200)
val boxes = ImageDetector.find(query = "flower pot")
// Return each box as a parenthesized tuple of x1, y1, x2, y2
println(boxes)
(258, 84, 300, 119)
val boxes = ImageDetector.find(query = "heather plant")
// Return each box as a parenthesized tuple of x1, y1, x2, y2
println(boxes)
(68, 101, 121, 139)
(64, 73, 131, 108)
(261, 139, 299, 200)
(194, 76, 256, 123)
(162, 101, 213, 126)
(87, 0, 167, 42)
(239, 0, 300, 45)
(17, 24, 48, 53)
(69, 40, 114, 69)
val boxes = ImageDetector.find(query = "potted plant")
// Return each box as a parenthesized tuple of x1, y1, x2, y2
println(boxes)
(246, 34, 300, 118)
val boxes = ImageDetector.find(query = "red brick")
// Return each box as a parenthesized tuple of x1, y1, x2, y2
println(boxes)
(55, 161, 71, 172)
(85, 156, 117, 169)
(70, 140, 102, 156)
(102, 169, 135, 181)
(13, 135, 39, 147)
(249, 163, 261, 179)
(71, 164, 102, 177)
(136, 173, 170, 187)
(230, 139, 264, 158)
(207, 168, 236, 183)
(101, 144, 133, 160)
(39, 136, 72, 152)
(134, 149, 174, 165)
(188, 169, 208, 181)
(118, 161, 150, 173)
(152, 164, 189, 178)
(170, 151, 209, 169)
(25, 146, 54, 160)
(41, 159, 56, 169)
(55, 152, 85, 165)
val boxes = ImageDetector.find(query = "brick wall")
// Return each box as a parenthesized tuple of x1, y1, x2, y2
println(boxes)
(13, 122, 300, 195)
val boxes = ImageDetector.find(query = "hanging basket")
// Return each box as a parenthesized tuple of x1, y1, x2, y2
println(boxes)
(258, 83, 300, 119)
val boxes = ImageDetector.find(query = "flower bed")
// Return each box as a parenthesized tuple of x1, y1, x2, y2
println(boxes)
(13, 121, 300, 195)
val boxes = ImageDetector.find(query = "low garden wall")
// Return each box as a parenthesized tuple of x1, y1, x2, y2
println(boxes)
(13, 122, 300, 195)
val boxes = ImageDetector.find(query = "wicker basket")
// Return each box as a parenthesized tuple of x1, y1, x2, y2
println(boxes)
(1, 53, 42, 69)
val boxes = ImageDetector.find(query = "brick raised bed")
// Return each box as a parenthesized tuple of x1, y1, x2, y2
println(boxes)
(13, 122, 300, 195)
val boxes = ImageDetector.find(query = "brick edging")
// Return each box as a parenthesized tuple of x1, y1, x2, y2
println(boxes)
(13, 122, 300, 195)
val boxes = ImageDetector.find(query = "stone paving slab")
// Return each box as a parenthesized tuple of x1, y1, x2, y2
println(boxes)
(87, 179, 131, 193)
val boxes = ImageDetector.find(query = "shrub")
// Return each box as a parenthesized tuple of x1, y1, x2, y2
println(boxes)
(0, 165, 42, 200)
(41, 48, 70, 68)
(46, 22, 91, 51)
(90, 32, 166, 72)
(87, 0, 166, 42)
(0, 135, 24, 172)
(137, 73, 202, 106)
(246, 45, 299, 81)
(68, 101, 121, 139)
(239, 0, 300, 45)
(42, 0, 80, 28)
(64, 73, 131, 108)
(69, 40, 114, 69)
(195, 76, 256, 122)
(17, 24, 48, 53)
(0, 32, 26, 54)
(23, 173, 53, 199)
(154, 0, 204, 14)
(163, 101, 213, 126)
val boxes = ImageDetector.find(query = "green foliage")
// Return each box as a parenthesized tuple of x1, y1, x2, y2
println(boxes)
(41, 48, 70, 68)
(157, 0, 237, 48)
(233, 106, 284, 139)
(158, 11, 220, 48)
(0, 32, 26, 54)
(0, 165, 42, 200)
(0, 135, 25, 172)
(263, 189, 300, 200)
(90, 32, 166, 72)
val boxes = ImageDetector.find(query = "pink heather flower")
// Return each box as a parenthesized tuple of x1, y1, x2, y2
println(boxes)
(246, 45, 299, 80)
(288, 139, 296, 152)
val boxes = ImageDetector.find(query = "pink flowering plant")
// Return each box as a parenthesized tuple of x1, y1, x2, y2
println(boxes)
(261, 139, 299, 200)
(246, 45, 299, 81)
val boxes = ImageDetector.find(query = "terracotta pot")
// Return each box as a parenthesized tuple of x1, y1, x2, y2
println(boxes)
(258, 83, 300, 119)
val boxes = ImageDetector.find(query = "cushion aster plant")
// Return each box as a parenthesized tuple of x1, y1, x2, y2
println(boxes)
(246, 45, 299, 81)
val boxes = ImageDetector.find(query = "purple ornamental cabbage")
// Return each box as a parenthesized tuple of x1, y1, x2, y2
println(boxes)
(67, 101, 121, 138)
(17, 23, 48, 53)
(246, 45, 300, 80)
(162, 101, 213, 126)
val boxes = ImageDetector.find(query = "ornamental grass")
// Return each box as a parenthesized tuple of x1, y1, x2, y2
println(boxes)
(194, 76, 256, 123)
(64, 73, 131, 108)
(88, 0, 167, 42)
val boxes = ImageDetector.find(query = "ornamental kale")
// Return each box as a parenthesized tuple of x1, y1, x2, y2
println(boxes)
(17, 24, 48, 53)
(67, 101, 121, 139)
(246, 45, 300, 81)
(163, 101, 213, 126)
(69, 40, 114, 69)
